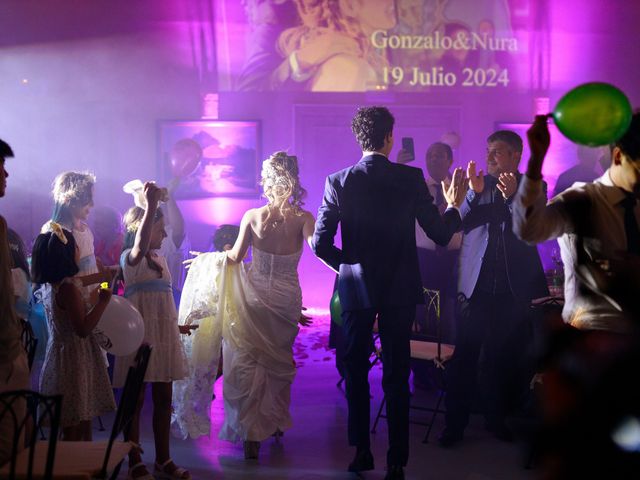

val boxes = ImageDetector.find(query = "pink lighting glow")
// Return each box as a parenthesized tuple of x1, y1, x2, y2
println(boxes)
(1, 0, 638, 309)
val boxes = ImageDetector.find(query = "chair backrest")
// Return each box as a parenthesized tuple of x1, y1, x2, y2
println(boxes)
(98, 343, 152, 478)
(20, 320, 38, 371)
(410, 288, 444, 360)
(0, 389, 62, 480)
(412, 288, 441, 340)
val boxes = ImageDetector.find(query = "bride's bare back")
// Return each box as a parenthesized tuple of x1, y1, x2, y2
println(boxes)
(251, 205, 315, 254)
(227, 204, 315, 262)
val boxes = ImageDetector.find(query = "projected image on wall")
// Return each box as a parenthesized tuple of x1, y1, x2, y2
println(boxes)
(215, 0, 524, 92)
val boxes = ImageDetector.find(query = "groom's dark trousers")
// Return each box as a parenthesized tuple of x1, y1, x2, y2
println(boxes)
(343, 306, 414, 466)
(312, 154, 461, 467)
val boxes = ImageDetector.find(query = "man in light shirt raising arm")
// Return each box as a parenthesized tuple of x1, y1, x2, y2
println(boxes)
(513, 113, 640, 333)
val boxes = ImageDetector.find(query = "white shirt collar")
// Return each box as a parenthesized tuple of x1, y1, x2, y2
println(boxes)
(426, 175, 451, 187)
(362, 151, 388, 160)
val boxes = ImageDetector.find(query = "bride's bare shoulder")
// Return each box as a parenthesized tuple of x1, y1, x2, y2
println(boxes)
(248, 206, 272, 235)
(243, 207, 264, 221)
(292, 208, 312, 220)
(252, 206, 272, 221)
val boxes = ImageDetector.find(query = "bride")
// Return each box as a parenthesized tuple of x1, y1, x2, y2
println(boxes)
(172, 152, 315, 459)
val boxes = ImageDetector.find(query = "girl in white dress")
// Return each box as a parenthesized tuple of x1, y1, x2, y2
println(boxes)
(173, 152, 315, 459)
(114, 183, 193, 480)
(39, 172, 116, 377)
(32, 225, 116, 440)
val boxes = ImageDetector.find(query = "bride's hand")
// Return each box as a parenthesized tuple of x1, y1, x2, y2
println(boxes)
(299, 306, 313, 327)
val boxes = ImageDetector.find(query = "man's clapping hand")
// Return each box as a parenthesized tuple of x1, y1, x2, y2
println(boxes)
(497, 172, 518, 199)
(467, 161, 485, 193)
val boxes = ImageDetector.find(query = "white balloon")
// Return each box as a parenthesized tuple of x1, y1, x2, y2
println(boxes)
(94, 295, 145, 356)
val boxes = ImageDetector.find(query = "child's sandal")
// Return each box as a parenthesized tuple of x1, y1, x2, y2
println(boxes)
(154, 459, 191, 479)
(127, 462, 153, 480)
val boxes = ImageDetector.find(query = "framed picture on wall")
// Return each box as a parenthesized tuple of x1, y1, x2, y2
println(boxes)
(158, 120, 261, 199)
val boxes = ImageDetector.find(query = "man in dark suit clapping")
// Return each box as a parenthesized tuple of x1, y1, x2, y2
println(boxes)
(439, 130, 549, 448)
(312, 106, 466, 480)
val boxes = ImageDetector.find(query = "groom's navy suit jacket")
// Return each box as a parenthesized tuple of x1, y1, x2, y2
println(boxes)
(312, 154, 462, 310)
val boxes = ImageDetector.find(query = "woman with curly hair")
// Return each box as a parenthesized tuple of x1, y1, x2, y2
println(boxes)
(173, 152, 315, 459)
(278, 0, 396, 91)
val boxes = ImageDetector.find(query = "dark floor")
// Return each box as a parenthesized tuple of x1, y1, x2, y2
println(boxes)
(93, 313, 537, 480)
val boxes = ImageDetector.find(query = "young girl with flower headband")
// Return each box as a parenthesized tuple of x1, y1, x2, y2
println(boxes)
(44, 171, 116, 293)
(114, 182, 194, 480)
(31, 226, 116, 440)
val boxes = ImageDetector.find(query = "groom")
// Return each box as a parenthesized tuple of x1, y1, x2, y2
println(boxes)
(312, 106, 466, 479)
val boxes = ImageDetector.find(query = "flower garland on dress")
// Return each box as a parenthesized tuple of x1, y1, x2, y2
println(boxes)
(42, 221, 68, 245)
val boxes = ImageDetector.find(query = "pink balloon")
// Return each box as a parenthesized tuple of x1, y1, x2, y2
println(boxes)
(170, 139, 202, 178)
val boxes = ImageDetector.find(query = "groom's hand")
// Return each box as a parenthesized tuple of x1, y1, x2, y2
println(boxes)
(442, 167, 466, 208)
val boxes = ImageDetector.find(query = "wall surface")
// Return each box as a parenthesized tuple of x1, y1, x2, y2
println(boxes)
(1, 0, 639, 307)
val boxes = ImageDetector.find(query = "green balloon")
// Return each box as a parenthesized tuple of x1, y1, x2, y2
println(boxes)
(553, 82, 632, 146)
(330, 291, 343, 326)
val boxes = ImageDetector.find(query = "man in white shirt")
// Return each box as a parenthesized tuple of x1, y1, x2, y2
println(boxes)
(513, 113, 640, 333)
(398, 142, 461, 342)
(417, 142, 463, 250)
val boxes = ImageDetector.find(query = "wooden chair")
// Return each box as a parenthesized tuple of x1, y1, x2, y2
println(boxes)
(371, 288, 455, 443)
(0, 389, 62, 480)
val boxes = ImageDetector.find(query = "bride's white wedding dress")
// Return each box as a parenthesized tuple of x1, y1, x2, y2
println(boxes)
(172, 246, 302, 442)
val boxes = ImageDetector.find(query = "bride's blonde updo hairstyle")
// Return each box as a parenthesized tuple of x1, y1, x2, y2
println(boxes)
(260, 151, 307, 215)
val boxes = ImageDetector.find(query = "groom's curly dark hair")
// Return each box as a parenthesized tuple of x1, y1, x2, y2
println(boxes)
(351, 106, 395, 151)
